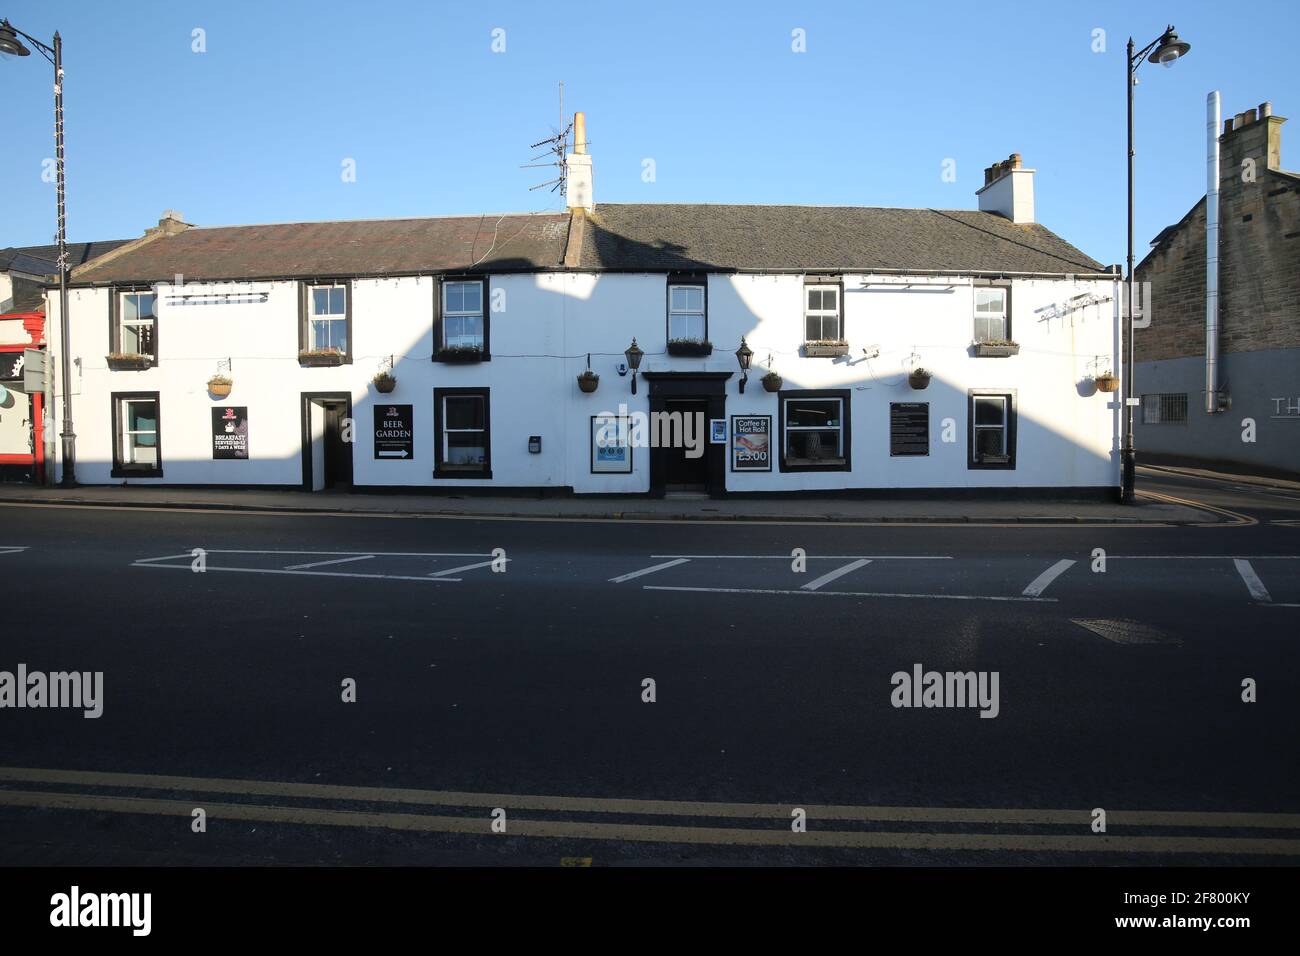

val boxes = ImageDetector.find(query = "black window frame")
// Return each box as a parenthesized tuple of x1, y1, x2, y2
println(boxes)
(972, 280, 1013, 343)
(777, 388, 852, 473)
(665, 274, 708, 344)
(433, 386, 492, 479)
(298, 279, 353, 364)
(967, 388, 1017, 469)
(108, 285, 159, 367)
(803, 277, 845, 344)
(433, 276, 491, 361)
(110, 390, 163, 478)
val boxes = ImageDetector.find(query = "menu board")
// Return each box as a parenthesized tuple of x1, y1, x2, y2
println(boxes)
(212, 406, 249, 460)
(889, 403, 929, 456)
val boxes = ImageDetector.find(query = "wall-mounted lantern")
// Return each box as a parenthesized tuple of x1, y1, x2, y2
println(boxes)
(735, 337, 753, 392)
(625, 338, 644, 394)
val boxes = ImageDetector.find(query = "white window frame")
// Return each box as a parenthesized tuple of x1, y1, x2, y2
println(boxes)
(308, 283, 348, 353)
(804, 284, 842, 342)
(974, 287, 1009, 343)
(118, 291, 157, 357)
(120, 397, 159, 468)
(442, 280, 485, 350)
(667, 283, 707, 341)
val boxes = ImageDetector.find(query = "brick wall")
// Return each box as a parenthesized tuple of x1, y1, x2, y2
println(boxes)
(1136, 108, 1300, 363)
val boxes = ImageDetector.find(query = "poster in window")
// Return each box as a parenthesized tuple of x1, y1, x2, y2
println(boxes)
(730, 415, 772, 471)
(591, 415, 632, 474)
(374, 404, 414, 460)
(211, 406, 249, 460)
(889, 402, 929, 456)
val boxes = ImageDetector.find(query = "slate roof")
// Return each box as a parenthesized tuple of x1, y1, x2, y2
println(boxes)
(0, 240, 132, 277)
(69, 215, 572, 284)
(579, 204, 1107, 275)
(65, 204, 1107, 286)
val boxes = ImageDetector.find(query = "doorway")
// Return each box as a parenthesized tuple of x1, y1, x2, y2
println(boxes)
(663, 398, 708, 493)
(301, 392, 353, 491)
(643, 372, 731, 499)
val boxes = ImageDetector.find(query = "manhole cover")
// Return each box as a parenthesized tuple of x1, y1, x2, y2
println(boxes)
(1071, 618, 1181, 646)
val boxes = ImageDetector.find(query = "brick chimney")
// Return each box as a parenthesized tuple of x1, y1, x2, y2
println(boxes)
(1219, 101, 1286, 183)
(976, 153, 1035, 224)
(566, 112, 594, 214)
(145, 209, 192, 238)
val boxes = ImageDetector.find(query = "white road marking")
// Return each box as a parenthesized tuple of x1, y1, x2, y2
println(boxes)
(184, 549, 491, 557)
(1021, 559, 1076, 597)
(134, 564, 460, 583)
(644, 585, 1054, 603)
(1233, 559, 1272, 603)
(651, 554, 950, 560)
(1106, 555, 1300, 560)
(133, 552, 201, 565)
(429, 558, 506, 578)
(609, 558, 691, 583)
(801, 559, 872, 591)
(284, 554, 375, 571)
(0, 547, 30, 556)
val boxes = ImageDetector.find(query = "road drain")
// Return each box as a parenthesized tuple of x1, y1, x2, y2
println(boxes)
(1071, 619, 1181, 646)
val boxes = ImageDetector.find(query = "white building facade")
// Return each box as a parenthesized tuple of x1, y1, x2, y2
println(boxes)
(46, 145, 1123, 498)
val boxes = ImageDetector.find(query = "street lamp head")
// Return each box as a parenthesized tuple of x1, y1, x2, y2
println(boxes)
(1148, 29, 1190, 65)
(0, 21, 32, 56)
(735, 337, 753, 372)
(624, 338, 644, 371)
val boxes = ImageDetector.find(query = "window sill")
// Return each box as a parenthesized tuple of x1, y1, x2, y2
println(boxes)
(298, 351, 348, 367)
(433, 469, 493, 480)
(802, 342, 849, 358)
(780, 459, 849, 472)
(106, 354, 156, 371)
(666, 340, 713, 357)
(971, 343, 1020, 358)
(433, 348, 488, 364)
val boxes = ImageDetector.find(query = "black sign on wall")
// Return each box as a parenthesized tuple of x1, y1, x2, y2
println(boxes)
(374, 404, 414, 460)
(889, 402, 929, 456)
(212, 406, 249, 459)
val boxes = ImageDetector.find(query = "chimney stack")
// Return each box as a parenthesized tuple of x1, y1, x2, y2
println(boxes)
(1220, 99, 1287, 177)
(566, 111, 594, 213)
(976, 152, 1035, 224)
(145, 209, 191, 238)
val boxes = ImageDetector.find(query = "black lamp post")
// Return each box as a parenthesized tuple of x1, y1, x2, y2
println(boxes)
(624, 338, 644, 394)
(1122, 25, 1190, 504)
(735, 337, 753, 392)
(1, 18, 76, 485)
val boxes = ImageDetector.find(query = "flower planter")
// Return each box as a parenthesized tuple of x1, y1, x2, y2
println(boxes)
(373, 374, 397, 394)
(434, 346, 484, 364)
(1094, 373, 1119, 393)
(908, 368, 932, 390)
(666, 339, 713, 357)
(106, 353, 153, 371)
(803, 341, 849, 358)
(972, 342, 1020, 358)
(299, 349, 346, 367)
(576, 371, 600, 393)
(207, 379, 233, 398)
(761, 373, 783, 392)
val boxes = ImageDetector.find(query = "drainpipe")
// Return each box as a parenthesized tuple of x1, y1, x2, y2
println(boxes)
(1205, 90, 1221, 414)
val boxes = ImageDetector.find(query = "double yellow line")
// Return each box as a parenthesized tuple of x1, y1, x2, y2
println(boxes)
(1, 766, 1298, 856)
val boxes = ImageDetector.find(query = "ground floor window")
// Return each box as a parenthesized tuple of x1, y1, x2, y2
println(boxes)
(779, 390, 850, 471)
(1142, 393, 1188, 424)
(434, 387, 491, 478)
(968, 390, 1016, 469)
(112, 392, 162, 477)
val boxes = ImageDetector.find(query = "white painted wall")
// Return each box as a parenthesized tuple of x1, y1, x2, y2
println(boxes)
(47, 269, 1121, 491)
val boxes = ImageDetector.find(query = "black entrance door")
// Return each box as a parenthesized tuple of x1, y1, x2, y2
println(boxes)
(663, 399, 708, 491)
(322, 403, 350, 488)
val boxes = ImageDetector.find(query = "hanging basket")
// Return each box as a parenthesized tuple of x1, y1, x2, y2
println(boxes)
(373, 372, 397, 394)
(1094, 373, 1119, 393)
(762, 371, 783, 392)
(908, 368, 932, 390)
(577, 370, 600, 393)
(207, 376, 233, 398)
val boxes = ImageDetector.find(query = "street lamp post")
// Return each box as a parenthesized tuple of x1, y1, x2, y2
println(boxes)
(1, 19, 77, 485)
(1122, 25, 1191, 503)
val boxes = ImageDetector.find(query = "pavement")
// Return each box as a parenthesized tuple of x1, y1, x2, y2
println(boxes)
(0, 463, 1296, 867)
(0, 471, 1237, 525)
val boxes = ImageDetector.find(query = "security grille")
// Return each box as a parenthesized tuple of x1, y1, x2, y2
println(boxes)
(1141, 393, 1188, 424)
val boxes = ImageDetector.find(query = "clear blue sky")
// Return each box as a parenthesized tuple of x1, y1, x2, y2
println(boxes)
(3, 0, 1297, 267)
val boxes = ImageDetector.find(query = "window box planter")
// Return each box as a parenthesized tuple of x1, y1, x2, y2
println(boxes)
(908, 368, 932, 390)
(576, 370, 600, 393)
(666, 338, 713, 357)
(373, 371, 397, 394)
(972, 341, 1020, 358)
(207, 376, 233, 398)
(1094, 373, 1119, 393)
(762, 371, 783, 392)
(299, 348, 346, 367)
(434, 345, 484, 364)
(106, 352, 154, 371)
(803, 340, 849, 358)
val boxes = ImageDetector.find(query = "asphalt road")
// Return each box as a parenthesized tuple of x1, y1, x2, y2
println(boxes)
(0, 468, 1297, 866)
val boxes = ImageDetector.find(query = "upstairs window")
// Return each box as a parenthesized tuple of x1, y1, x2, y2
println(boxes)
(308, 284, 348, 353)
(804, 284, 842, 342)
(114, 291, 157, 360)
(667, 283, 707, 341)
(442, 280, 485, 350)
(974, 287, 1009, 342)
